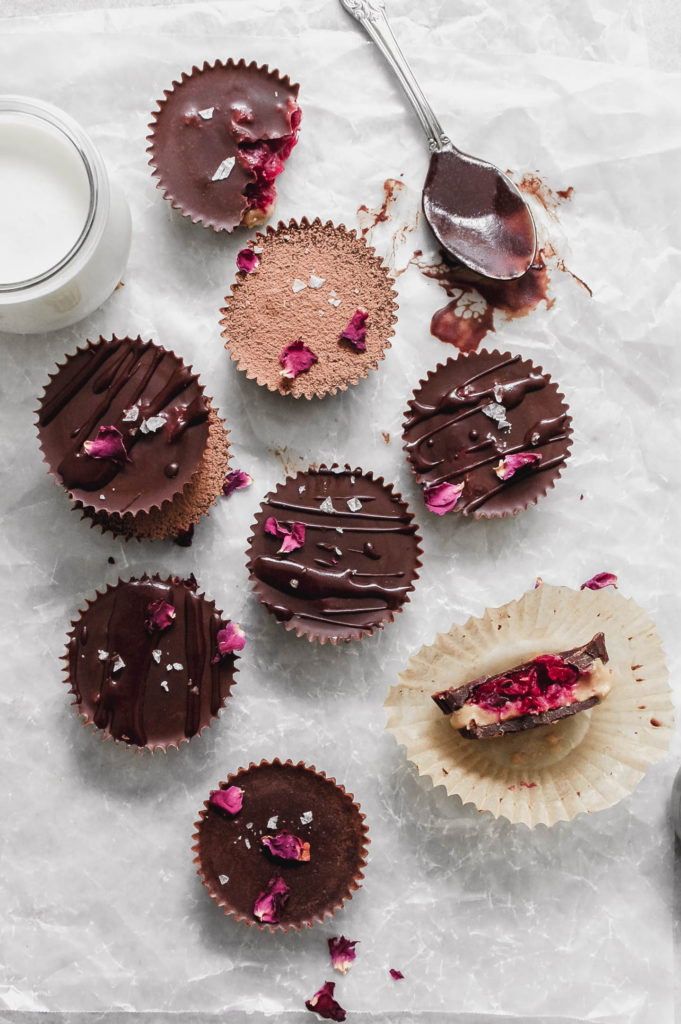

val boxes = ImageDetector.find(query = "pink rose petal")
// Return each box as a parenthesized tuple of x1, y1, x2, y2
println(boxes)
(580, 572, 618, 591)
(144, 600, 176, 635)
(211, 622, 246, 663)
(222, 469, 253, 497)
(236, 248, 259, 273)
(389, 968, 404, 980)
(261, 830, 310, 862)
(424, 481, 464, 515)
(534, 576, 543, 589)
(305, 981, 346, 1022)
(338, 309, 369, 352)
(493, 452, 543, 481)
(209, 785, 244, 816)
(265, 517, 306, 554)
(280, 339, 318, 379)
(328, 936, 358, 974)
(83, 425, 128, 466)
(253, 874, 289, 924)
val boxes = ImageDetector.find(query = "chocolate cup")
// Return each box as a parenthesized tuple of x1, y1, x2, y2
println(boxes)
(147, 59, 300, 232)
(36, 336, 213, 520)
(192, 759, 369, 932)
(63, 575, 240, 752)
(402, 350, 573, 519)
(246, 465, 422, 644)
(221, 217, 398, 399)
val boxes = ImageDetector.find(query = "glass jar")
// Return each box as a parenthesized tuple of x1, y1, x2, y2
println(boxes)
(0, 95, 131, 334)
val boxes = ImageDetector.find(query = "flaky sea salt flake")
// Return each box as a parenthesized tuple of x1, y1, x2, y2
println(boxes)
(152, 650, 161, 663)
(292, 278, 307, 293)
(198, 106, 214, 120)
(218, 874, 229, 884)
(309, 274, 325, 289)
(482, 401, 511, 431)
(160, 680, 169, 692)
(267, 815, 279, 830)
(320, 497, 335, 513)
(112, 655, 125, 673)
(300, 810, 313, 825)
(211, 156, 236, 182)
(347, 497, 362, 512)
(97, 649, 108, 661)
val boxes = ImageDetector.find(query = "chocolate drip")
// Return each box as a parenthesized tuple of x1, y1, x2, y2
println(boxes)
(402, 351, 571, 518)
(68, 577, 237, 749)
(249, 469, 420, 642)
(38, 337, 210, 517)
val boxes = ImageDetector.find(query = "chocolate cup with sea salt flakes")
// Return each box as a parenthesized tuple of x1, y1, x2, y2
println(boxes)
(35, 335, 231, 542)
(64, 575, 243, 752)
(402, 350, 572, 519)
(193, 759, 369, 931)
(147, 59, 301, 231)
(246, 465, 422, 644)
(221, 217, 398, 398)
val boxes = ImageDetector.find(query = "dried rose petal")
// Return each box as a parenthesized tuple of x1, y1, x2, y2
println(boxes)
(424, 481, 464, 515)
(493, 451, 543, 481)
(389, 968, 404, 980)
(534, 576, 543, 588)
(328, 936, 358, 974)
(253, 874, 289, 924)
(144, 599, 176, 635)
(222, 469, 253, 497)
(209, 785, 244, 816)
(82, 425, 128, 465)
(236, 248, 259, 273)
(211, 622, 246, 663)
(305, 981, 346, 1022)
(261, 830, 310, 862)
(580, 572, 618, 591)
(174, 524, 194, 547)
(280, 339, 318, 379)
(338, 308, 369, 352)
(265, 517, 306, 554)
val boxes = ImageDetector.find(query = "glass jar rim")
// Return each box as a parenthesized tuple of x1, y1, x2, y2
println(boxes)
(0, 95, 108, 295)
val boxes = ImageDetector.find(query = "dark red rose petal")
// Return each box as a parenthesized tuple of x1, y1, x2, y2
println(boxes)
(253, 874, 289, 924)
(305, 981, 346, 1022)
(328, 936, 358, 974)
(580, 572, 618, 591)
(144, 599, 176, 634)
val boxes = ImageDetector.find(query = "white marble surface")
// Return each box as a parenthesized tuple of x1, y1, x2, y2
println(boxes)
(0, 1, 680, 1022)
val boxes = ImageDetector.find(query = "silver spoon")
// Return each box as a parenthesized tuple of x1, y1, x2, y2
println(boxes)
(339, 0, 537, 281)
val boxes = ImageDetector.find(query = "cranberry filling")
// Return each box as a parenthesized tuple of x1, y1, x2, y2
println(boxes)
(238, 105, 301, 216)
(470, 655, 580, 718)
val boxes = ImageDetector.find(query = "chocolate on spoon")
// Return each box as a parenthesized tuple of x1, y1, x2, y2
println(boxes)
(340, 0, 536, 281)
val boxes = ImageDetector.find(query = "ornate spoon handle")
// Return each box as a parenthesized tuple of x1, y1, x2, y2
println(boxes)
(339, 0, 451, 152)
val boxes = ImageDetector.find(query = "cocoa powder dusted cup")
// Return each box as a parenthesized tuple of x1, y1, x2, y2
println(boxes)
(64, 574, 244, 752)
(147, 59, 301, 231)
(193, 759, 369, 931)
(246, 465, 422, 643)
(402, 350, 572, 519)
(36, 335, 231, 541)
(221, 218, 398, 398)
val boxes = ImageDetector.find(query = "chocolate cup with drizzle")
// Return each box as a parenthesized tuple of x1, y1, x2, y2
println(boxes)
(63, 575, 239, 752)
(246, 466, 422, 644)
(36, 336, 230, 541)
(402, 350, 572, 519)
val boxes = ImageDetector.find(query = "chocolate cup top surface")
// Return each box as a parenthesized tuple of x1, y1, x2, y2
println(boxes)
(221, 217, 398, 398)
(193, 759, 369, 931)
(247, 466, 422, 643)
(402, 350, 572, 518)
(65, 576, 238, 750)
(148, 60, 299, 231)
(37, 336, 210, 517)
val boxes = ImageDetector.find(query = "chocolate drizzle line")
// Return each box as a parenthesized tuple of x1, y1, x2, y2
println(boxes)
(247, 467, 422, 643)
(65, 576, 238, 751)
(402, 350, 572, 519)
(37, 336, 210, 517)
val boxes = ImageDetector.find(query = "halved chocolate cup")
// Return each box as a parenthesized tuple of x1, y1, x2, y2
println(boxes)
(147, 59, 300, 231)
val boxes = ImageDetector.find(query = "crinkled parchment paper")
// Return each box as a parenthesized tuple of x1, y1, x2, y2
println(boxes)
(0, 1, 680, 1021)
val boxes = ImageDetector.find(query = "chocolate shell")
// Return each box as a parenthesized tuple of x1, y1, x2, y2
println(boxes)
(193, 759, 369, 931)
(221, 218, 398, 398)
(402, 350, 572, 518)
(36, 336, 230, 540)
(147, 59, 300, 231)
(246, 466, 422, 643)
(64, 575, 240, 751)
